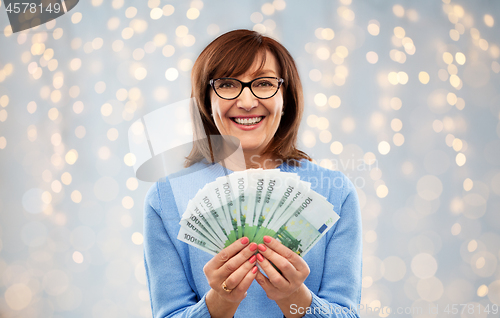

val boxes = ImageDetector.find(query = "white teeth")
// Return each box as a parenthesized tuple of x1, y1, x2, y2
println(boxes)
(234, 117, 263, 125)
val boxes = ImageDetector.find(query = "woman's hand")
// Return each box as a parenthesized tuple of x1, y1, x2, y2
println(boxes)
(254, 235, 312, 317)
(203, 237, 259, 318)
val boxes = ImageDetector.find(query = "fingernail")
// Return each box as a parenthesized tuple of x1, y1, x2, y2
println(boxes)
(258, 244, 267, 252)
(249, 255, 257, 263)
(256, 253, 264, 262)
(241, 237, 249, 245)
(263, 236, 272, 244)
(249, 242, 258, 251)
(252, 266, 258, 274)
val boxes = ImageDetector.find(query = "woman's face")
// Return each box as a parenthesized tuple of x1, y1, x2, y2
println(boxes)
(210, 50, 284, 158)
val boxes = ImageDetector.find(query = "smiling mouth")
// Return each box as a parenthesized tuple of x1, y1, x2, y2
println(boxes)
(230, 116, 264, 125)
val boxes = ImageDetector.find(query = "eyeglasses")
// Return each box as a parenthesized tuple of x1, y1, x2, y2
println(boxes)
(209, 77, 284, 100)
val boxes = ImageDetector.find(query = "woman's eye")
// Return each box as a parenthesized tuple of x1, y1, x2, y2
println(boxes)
(255, 81, 274, 87)
(218, 82, 234, 88)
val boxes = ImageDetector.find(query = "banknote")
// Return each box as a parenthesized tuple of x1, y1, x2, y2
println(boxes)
(177, 168, 340, 258)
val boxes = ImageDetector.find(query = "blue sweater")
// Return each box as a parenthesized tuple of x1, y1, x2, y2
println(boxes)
(143, 158, 362, 318)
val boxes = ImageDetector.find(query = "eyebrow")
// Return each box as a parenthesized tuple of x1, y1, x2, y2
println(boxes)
(253, 69, 277, 76)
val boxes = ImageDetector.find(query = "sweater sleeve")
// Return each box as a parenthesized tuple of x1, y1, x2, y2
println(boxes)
(143, 181, 212, 318)
(302, 172, 363, 318)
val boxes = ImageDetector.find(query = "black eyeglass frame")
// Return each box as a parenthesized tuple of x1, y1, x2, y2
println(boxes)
(209, 77, 285, 100)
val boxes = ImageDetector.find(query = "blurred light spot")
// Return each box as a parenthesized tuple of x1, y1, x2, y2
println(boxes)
(187, 8, 200, 20)
(451, 222, 461, 235)
(27, 101, 37, 113)
(417, 175, 443, 200)
(51, 180, 62, 193)
(330, 141, 343, 154)
(0, 136, 6, 149)
(417, 277, 444, 301)
(122, 196, 134, 209)
(328, 95, 341, 108)
(261, 3, 275, 15)
(134, 67, 147, 80)
(125, 7, 137, 18)
(126, 178, 139, 191)
(394, 26, 405, 38)
(61, 172, 72, 185)
(362, 276, 373, 288)
(95, 81, 106, 94)
(162, 45, 175, 57)
(71, 190, 82, 203)
(393, 4, 404, 17)
(477, 285, 488, 297)
(72, 12, 82, 24)
(378, 141, 390, 155)
(314, 93, 327, 107)
(341, 117, 355, 133)
(4, 284, 32, 310)
(302, 130, 316, 148)
(366, 51, 378, 64)
(48, 108, 59, 120)
(307, 115, 318, 128)
(112, 40, 124, 52)
(98, 146, 111, 160)
(65, 149, 78, 165)
(364, 152, 376, 165)
(101, 103, 112, 116)
(376, 185, 388, 198)
(75, 126, 86, 138)
(73, 251, 84, 264)
(484, 14, 494, 27)
(367, 20, 380, 35)
(163, 4, 174, 16)
(316, 117, 329, 130)
(309, 69, 321, 82)
(336, 46, 349, 58)
(122, 27, 134, 39)
(411, 253, 437, 279)
(251, 12, 264, 24)
(419, 71, 430, 84)
(319, 130, 332, 143)
(316, 47, 330, 60)
(456, 153, 466, 166)
(165, 68, 178, 81)
(27, 125, 37, 142)
(124, 153, 136, 166)
(321, 28, 335, 40)
(107, 128, 119, 141)
(132, 232, 144, 245)
(455, 52, 466, 65)
(393, 133, 404, 146)
(150, 8, 163, 20)
(391, 118, 403, 132)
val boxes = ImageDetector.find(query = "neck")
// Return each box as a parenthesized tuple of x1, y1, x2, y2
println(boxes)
(216, 142, 280, 171)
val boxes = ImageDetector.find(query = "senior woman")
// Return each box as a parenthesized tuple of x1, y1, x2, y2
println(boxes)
(143, 29, 362, 318)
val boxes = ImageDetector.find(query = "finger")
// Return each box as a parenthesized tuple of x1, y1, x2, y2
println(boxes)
(205, 237, 250, 271)
(219, 242, 258, 277)
(257, 243, 297, 280)
(233, 265, 259, 295)
(223, 254, 258, 291)
(262, 235, 308, 272)
(256, 253, 289, 289)
(255, 269, 273, 292)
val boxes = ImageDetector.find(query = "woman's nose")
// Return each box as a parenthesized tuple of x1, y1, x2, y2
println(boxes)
(236, 87, 258, 111)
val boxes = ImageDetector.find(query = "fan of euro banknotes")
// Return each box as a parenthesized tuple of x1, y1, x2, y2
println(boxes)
(177, 168, 340, 258)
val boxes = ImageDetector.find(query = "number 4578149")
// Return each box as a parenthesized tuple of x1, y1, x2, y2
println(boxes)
(5, 2, 61, 14)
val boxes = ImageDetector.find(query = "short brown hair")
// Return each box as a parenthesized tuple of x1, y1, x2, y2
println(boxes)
(185, 29, 312, 168)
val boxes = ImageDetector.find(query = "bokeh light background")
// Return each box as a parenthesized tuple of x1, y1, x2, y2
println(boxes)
(1, 0, 500, 317)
